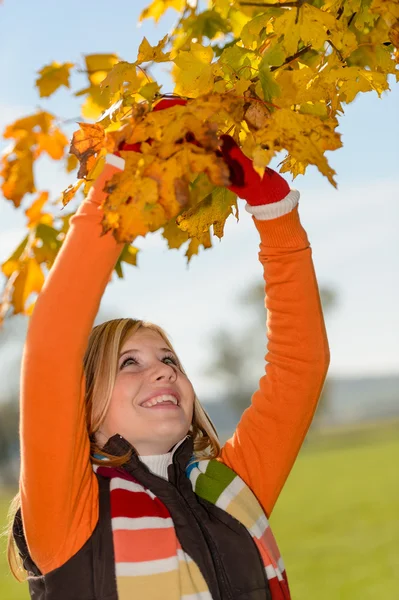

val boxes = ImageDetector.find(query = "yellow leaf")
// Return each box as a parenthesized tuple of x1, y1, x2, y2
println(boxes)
(66, 154, 79, 172)
(1, 235, 29, 278)
(371, 0, 399, 26)
(273, 4, 336, 54)
(81, 93, 106, 120)
(162, 217, 189, 250)
(35, 61, 74, 97)
(100, 61, 141, 96)
(12, 258, 45, 315)
(139, 81, 162, 102)
(177, 186, 236, 240)
(234, 77, 252, 96)
(33, 224, 63, 269)
(173, 42, 214, 96)
(84, 54, 119, 86)
(24, 191, 50, 228)
(137, 35, 171, 64)
(185, 229, 212, 263)
(190, 42, 214, 64)
(62, 179, 84, 207)
(139, 0, 186, 23)
(101, 153, 166, 242)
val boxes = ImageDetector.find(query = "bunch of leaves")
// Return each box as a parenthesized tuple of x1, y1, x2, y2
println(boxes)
(0, 0, 398, 323)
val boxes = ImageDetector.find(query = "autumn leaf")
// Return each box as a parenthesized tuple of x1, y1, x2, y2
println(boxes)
(101, 153, 165, 242)
(74, 54, 119, 120)
(24, 191, 52, 228)
(139, 0, 186, 23)
(62, 179, 84, 207)
(33, 224, 63, 269)
(100, 61, 142, 96)
(173, 42, 215, 97)
(162, 216, 190, 250)
(136, 35, 171, 64)
(114, 244, 140, 278)
(12, 259, 45, 315)
(69, 123, 105, 178)
(35, 61, 74, 97)
(1, 0, 399, 319)
(1, 152, 35, 207)
(177, 186, 237, 240)
(36, 128, 69, 160)
(1, 236, 29, 278)
(66, 154, 79, 172)
(185, 228, 212, 263)
(3, 111, 53, 138)
(139, 81, 162, 102)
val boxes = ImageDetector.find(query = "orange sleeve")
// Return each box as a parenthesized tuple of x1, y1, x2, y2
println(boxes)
(19, 163, 125, 574)
(219, 205, 330, 517)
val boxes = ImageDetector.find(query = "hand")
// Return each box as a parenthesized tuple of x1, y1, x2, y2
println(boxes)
(218, 135, 290, 206)
(114, 97, 290, 206)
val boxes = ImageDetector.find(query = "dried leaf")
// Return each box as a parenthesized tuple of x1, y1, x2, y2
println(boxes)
(70, 123, 105, 178)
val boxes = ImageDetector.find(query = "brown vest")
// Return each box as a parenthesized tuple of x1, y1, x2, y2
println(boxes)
(13, 434, 272, 599)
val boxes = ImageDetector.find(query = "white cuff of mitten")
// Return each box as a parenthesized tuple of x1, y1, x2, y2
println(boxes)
(245, 189, 300, 220)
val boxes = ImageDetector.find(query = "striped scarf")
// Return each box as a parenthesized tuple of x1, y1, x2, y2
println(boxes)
(93, 457, 290, 600)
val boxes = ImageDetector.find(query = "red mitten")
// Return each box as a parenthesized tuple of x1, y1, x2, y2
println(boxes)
(218, 134, 290, 206)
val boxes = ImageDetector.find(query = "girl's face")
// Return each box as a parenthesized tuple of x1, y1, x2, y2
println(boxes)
(97, 328, 195, 456)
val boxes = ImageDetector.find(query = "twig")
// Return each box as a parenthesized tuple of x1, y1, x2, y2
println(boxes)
(137, 65, 151, 83)
(270, 44, 312, 71)
(239, 1, 303, 7)
(327, 39, 345, 63)
(347, 12, 357, 27)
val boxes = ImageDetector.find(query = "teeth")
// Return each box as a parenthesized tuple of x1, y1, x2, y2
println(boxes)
(141, 394, 178, 408)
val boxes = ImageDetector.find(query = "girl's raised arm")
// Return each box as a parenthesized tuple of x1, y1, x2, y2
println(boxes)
(217, 136, 330, 516)
(219, 203, 330, 517)
(19, 159, 124, 574)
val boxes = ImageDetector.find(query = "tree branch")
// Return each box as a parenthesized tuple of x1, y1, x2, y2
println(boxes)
(270, 44, 312, 71)
(327, 39, 345, 63)
(239, 1, 302, 7)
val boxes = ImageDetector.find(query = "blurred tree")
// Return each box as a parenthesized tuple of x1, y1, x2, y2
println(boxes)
(205, 280, 337, 429)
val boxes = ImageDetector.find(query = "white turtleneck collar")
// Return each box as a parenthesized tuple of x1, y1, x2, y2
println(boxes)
(138, 435, 189, 480)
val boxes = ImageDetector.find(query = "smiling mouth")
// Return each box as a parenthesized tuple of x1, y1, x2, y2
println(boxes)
(140, 394, 180, 409)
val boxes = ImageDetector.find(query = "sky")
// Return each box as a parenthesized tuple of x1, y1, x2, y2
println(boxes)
(0, 0, 398, 401)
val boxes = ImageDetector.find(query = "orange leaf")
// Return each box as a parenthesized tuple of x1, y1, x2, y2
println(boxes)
(1, 152, 35, 207)
(36, 128, 69, 160)
(3, 112, 53, 138)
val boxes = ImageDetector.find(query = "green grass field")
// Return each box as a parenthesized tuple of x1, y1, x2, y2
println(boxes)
(1, 427, 398, 599)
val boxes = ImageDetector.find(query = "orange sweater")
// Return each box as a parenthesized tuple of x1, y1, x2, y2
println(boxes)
(19, 163, 330, 575)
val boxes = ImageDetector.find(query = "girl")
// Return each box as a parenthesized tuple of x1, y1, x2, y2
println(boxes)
(6, 97, 330, 599)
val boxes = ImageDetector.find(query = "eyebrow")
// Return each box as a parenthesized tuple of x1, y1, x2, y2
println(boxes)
(119, 347, 175, 359)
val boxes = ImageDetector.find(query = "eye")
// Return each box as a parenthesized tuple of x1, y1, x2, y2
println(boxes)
(120, 356, 139, 369)
(163, 353, 179, 366)
(120, 353, 179, 370)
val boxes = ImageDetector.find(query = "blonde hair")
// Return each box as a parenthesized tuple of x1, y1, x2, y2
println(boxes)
(3, 318, 220, 582)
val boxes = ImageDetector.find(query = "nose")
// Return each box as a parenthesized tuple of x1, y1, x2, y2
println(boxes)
(153, 362, 177, 382)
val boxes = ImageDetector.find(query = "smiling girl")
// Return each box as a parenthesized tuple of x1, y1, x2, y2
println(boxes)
(6, 98, 330, 600)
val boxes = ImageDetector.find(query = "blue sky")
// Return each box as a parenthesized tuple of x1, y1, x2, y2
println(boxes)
(0, 0, 398, 400)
